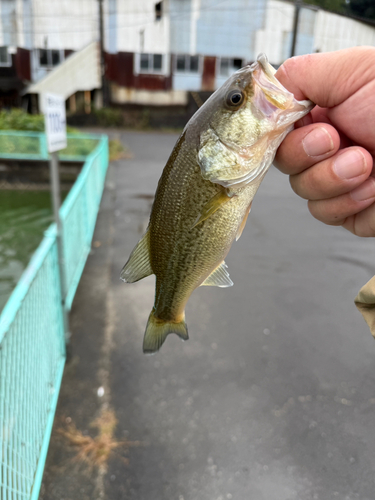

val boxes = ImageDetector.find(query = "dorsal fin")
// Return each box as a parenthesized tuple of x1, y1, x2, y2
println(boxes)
(120, 230, 153, 283)
(200, 261, 233, 288)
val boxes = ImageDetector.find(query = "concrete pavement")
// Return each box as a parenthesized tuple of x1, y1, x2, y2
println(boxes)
(41, 130, 375, 500)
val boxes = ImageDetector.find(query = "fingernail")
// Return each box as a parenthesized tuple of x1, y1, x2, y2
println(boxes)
(351, 177, 375, 201)
(334, 150, 366, 180)
(303, 127, 334, 157)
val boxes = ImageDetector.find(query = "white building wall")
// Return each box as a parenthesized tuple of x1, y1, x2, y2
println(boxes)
(31, 0, 98, 51)
(115, 0, 170, 54)
(195, 0, 266, 60)
(254, 0, 294, 65)
(0, 0, 18, 47)
(169, 0, 192, 55)
(173, 73, 202, 91)
(21, 0, 34, 49)
(314, 10, 375, 52)
(254, 1, 375, 66)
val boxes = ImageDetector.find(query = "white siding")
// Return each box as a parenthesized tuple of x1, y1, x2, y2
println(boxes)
(254, 0, 294, 65)
(254, 1, 375, 66)
(195, 0, 266, 60)
(31, 0, 98, 51)
(115, 0, 170, 54)
(0, 0, 18, 47)
(314, 10, 375, 52)
(173, 73, 201, 91)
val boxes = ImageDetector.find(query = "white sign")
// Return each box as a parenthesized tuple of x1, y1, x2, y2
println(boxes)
(44, 93, 67, 153)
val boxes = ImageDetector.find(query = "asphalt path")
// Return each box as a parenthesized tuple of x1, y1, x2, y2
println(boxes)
(41, 130, 375, 500)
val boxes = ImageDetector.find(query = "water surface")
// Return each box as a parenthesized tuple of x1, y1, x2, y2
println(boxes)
(0, 191, 54, 312)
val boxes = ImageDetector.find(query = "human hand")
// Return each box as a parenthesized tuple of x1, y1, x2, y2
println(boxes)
(274, 47, 375, 237)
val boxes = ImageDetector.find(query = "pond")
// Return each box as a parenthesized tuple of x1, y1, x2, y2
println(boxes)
(0, 190, 66, 312)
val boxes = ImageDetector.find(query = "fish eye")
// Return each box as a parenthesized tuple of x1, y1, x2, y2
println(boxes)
(226, 89, 245, 108)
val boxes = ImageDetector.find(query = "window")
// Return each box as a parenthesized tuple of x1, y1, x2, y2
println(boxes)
(153, 54, 162, 71)
(175, 55, 200, 73)
(138, 53, 164, 74)
(38, 49, 63, 68)
(155, 1, 162, 21)
(39, 49, 48, 67)
(51, 50, 61, 66)
(140, 53, 149, 71)
(0, 46, 11, 66)
(219, 58, 243, 76)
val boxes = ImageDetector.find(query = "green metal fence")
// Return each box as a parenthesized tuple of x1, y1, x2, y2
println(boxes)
(0, 130, 99, 162)
(0, 132, 109, 499)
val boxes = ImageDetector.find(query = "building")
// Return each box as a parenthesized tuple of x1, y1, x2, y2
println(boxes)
(0, 0, 374, 110)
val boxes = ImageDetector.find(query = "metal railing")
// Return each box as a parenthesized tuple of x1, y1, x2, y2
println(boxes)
(0, 133, 109, 499)
(0, 130, 99, 162)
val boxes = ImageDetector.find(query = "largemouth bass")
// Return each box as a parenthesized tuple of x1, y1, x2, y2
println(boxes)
(121, 54, 313, 354)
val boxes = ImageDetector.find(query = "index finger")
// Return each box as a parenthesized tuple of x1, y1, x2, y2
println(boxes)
(275, 47, 375, 107)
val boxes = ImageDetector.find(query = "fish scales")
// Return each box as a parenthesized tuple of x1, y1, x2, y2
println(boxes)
(121, 54, 313, 354)
(150, 135, 255, 322)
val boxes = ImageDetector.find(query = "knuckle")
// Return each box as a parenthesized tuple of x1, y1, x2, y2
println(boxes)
(308, 199, 344, 226)
(290, 168, 321, 200)
(289, 174, 306, 198)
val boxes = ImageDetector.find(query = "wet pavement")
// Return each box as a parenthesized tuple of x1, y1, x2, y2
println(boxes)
(40, 130, 375, 500)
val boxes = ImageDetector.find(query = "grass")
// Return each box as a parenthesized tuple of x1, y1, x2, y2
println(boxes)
(108, 138, 133, 161)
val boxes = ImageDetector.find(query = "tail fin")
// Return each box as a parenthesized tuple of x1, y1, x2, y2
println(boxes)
(143, 310, 188, 354)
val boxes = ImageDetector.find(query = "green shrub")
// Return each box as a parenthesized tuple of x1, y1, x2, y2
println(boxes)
(0, 109, 45, 132)
(0, 108, 78, 133)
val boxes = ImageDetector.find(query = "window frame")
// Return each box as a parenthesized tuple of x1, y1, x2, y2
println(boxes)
(174, 54, 201, 74)
(38, 48, 64, 68)
(136, 53, 165, 75)
(217, 57, 243, 77)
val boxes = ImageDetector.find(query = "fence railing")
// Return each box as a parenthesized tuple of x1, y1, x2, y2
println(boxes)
(0, 132, 109, 500)
(0, 130, 99, 162)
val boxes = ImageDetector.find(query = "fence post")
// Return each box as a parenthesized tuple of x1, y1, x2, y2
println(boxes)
(49, 151, 70, 347)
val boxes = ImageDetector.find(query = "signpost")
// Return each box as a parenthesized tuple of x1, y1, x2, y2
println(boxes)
(44, 93, 70, 346)
(44, 93, 67, 153)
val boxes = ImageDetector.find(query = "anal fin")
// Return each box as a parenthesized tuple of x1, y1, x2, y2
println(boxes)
(192, 190, 231, 228)
(200, 261, 233, 288)
(120, 230, 153, 283)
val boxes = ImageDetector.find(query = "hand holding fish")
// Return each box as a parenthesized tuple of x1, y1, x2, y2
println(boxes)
(121, 55, 312, 353)
(274, 47, 375, 237)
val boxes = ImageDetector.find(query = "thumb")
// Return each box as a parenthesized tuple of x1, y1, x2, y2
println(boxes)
(275, 47, 375, 108)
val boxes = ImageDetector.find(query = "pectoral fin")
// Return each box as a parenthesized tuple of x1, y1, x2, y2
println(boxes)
(200, 261, 233, 288)
(120, 230, 153, 283)
(192, 191, 231, 228)
(236, 203, 252, 241)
